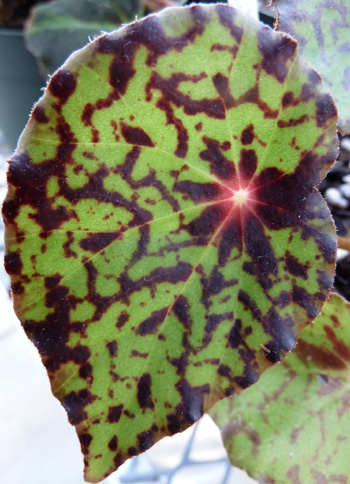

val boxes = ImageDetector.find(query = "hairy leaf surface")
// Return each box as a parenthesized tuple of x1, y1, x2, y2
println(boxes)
(3, 4, 338, 482)
(271, 0, 350, 134)
(211, 293, 350, 484)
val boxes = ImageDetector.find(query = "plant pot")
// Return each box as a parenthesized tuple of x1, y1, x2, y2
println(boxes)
(0, 28, 44, 151)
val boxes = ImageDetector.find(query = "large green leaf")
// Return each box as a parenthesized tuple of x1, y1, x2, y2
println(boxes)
(211, 293, 350, 483)
(270, 0, 350, 134)
(25, 0, 142, 76)
(3, 4, 338, 483)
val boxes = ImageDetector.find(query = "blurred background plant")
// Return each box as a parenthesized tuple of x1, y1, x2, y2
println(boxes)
(0, 0, 49, 27)
(0, 0, 193, 149)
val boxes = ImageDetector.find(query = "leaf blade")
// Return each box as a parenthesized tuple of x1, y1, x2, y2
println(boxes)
(3, 5, 338, 482)
(211, 293, 350, 484)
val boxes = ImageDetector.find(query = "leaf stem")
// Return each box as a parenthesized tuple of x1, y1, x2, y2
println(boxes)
(338, 236, 350, 251)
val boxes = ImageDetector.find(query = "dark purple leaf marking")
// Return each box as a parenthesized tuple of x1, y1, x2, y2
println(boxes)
(241, 125, 255, 145)
(107, 405, 124, 423)
(49, 69, 77, 104)
(108, 435, 118, 452)
(216, 5, 243, 43)
(199, 136, 236, 180)
(62, 389, 97, 426)
(79, 233, 121, 253)
(79, 433, 93, 455)
(137, 373, 154, 410)
(106, 341, 118, 357)
(257, 26, 297, 83)
(167, 379, 210, 434)
(120, 121, 155, 147)
(173, 180, 224, 204)
(32, 105, 49, 124)
(98, 6, 209, 95)
(4, 251, 22, 275)
(135, 307, 169, 335)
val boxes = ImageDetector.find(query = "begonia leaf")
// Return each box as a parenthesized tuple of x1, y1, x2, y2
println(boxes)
(210, 293, 350, 484)
(3, 4, 338, 483)
(25, 0, 142, 76)
(270, 0, 350, 134)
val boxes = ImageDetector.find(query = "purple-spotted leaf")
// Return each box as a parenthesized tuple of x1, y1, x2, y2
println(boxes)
(210, 293, 350, 484)
(270, 0, 350, 134)
(3, 4, 338, 483)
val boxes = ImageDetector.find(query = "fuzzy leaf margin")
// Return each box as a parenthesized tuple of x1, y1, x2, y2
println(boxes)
(3, 4, 338, 482)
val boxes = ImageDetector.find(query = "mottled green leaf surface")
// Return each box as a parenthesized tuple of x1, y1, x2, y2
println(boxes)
(211, 293, 350, 484)
(270, 0, 350, 134)
(26, 0, 142, 76)
(3, 4, 338, 483)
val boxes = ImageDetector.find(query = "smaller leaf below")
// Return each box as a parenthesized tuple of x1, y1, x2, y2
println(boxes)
(210, 293, 350, 484)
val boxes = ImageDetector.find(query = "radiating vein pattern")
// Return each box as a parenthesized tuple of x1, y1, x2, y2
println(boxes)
(2, 4, 338, 483)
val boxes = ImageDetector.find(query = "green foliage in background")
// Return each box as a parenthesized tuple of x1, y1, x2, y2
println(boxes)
(25, 0, 142, 75)
(270, 0, 350, 134)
